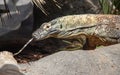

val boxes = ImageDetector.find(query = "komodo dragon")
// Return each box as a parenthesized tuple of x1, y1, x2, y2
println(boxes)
(32, 14, 120, 50)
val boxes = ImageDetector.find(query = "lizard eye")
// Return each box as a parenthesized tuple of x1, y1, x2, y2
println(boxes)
(42, 23, 51, 30)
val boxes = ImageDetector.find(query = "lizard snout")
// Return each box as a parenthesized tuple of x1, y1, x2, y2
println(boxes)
(32, 29, 49, 41)
(32, 32, 39, 40)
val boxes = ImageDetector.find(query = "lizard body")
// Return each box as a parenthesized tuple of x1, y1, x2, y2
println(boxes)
(32, 14, 120, 50)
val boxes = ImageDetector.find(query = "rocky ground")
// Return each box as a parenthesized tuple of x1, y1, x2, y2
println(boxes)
(0, 44, 120, 75)
(0, 0, 120, 75)
(19, 44, 120, 75)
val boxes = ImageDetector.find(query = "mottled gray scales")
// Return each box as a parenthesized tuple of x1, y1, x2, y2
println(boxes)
(32, 14, 120, 50)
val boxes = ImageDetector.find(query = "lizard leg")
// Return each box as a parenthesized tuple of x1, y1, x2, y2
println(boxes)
(102, 37, 119, 43)
(58, 40, 83, 51)
(59, 35, 87, 51)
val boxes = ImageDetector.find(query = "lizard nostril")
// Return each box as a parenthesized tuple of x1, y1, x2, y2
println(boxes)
(32, 33, 38, 38)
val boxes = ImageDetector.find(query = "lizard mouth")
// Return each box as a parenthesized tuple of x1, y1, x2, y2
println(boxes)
(47, 29, 60, 36)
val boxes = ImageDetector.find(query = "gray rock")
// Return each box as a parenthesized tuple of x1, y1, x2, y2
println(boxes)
(0, 44, 120, 75)
(20, 44, 120, 75)
(0, 0, 33, 36)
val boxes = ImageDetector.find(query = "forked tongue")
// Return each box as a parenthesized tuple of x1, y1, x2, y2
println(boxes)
(14, 38, 34, 56)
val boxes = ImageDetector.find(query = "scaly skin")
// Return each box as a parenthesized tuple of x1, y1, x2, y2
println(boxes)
(32, 14, 120, 50)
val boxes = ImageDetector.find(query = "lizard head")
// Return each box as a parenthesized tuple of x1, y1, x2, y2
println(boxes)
(32, 22, 61, 41)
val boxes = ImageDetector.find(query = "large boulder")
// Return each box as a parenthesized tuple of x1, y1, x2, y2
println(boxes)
(0, 44, 120, 75)
(20, 44, 120, 75)
(0, 0, 33, 36)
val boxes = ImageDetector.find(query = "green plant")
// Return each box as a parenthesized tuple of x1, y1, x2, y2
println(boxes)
(99, 0, 120, 14)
